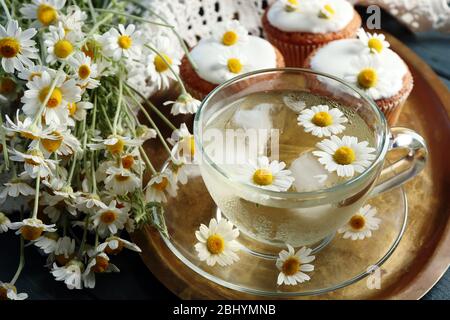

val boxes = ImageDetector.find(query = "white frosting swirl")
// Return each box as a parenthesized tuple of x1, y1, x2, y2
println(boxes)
(267, 0, 355, 34)
(310, 39, 408, 100)
(190, 36, 277, 85)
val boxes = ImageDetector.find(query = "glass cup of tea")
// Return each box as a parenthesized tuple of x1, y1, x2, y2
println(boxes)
(193, 68, 427, 255)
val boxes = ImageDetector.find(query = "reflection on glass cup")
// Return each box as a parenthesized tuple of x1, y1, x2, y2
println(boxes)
(194, 68, 427, 254)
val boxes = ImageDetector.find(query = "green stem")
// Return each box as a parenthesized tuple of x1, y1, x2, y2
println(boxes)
(139, 146, 157, 175)
(113, 79, 123, 135)
(31, 174, 41, 219)
(0, 0, 11, 21)
(78, 215, 89, 256)
(0, 113, 10, 170)
(87, 0, 97, 23)
(83, 13, 113, 43)
(144, 44, 187, 94)
(94, 9, 174, 28)
(11, 209, 25, 285)
(100, 103, 114, 133)
(125, 83, 176, 131)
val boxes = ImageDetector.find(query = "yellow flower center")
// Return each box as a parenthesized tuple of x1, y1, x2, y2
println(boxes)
(0, 37, 20, 58)
(0, 77, 16, 94)
(68, 102, 77, 116)
(368, 38, 383, 53)
(253, 168, 273, 186)
(106, 138, 124, 154)
(282, 256, 300, 276)
(20, 131, 38, 140)
(21, 225, 44, 241)
(100, 210, 117, 224)
(285, 0, 299, 11)
(29, 72, 42, 81)
(121, 154, 135, 169)
(114, 174, 130, 182)
(153, 177, 168, 191)
(41, 131, 63, 153)
(54, 39, 74, 59)
(39, 86, 63, 108)
(312, 111, 333, 127)
(357, 68, 378, 89)
(349, 214, 366, 230)
(78, 64, 91, 79)
(154, 53, 172, 73)
(118, 35, 132, 49)
(37, 4, 58, 26)
(227, 58, 243, 74)
(92, 256, 109, 273)
(206, 234, 225, 254)
(222, 31, 239, 46)
(333, 146, 356, 165)
(319, 4, 335, 18)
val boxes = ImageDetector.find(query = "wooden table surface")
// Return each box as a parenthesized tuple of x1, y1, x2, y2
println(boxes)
(0, 8, 448, 300)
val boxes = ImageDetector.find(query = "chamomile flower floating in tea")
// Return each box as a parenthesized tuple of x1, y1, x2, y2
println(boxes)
(0, 20, 38, 73)
(214, 20, 249, 46)
(0, 180, 35, 203)
(9, 218, 56, 241)
(338, 204, 381, 240)
(218, 48, 250, 81)
(0, 282, 28, 300)
(144, 171, 178, 203)
(238, 156, 295, 192)
(104, 24, 142, 61)
(195, 218, 240, 267)
(276, 244, 315, 286)
(20, 0, 65, 27)
(44, 23, 81, 64)
(0, 213, 11, 233)
(297, 104, 348, 138)
(313, 135, 376, 178)
(97, 236, 142, 255)
(51, 259, 84, 290)
(357, 28, 390, 54)
(21, 70, 82, 125)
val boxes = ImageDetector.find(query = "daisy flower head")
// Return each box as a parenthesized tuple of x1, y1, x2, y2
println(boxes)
(75, 193, 107, 213)
(164, 93, 201, 116)
(145, 35, 181, 91)
(44, 22, 81, 64)
(168, 123, 195, 161)
(0, 19, 38, 73)
(357, 28, 390, 54)
(83, 252, 119, 288)
(34, 232, 59, 254)
(66, 100, 92, 125)
(92, 200, 129, 237)
(0, 282, 28, 300)
(9, 218, 56, 241)
(104, 166, 140, 196)
(104, 24, 142, 61)
(20, 0, 66, 27)
(0, 179, 35, 203)
(51, 259, 84, 290)
(0, 212, 11, 233)
(276, 244, 315, 286)
(9, 148, 57, 178)
(338, 204, 381, 240)
(144, 171, 177, 203)
(3, 110, 52, 140)
(218, 48, 251, 82)
(29, 125, 81, 156)
(318, 3, 336, 19)
(343, 54, 396, 101)
(59, 5, 87, 36)
(135, 125, 157, 142)
(195, 218, 240, 267)
(237, 156, 295, 192)
(297, 104, 348, 138)
(69, 52, 99, 90)
(54, 236, 76, 265)
(313, 135, 376, 178)
(97, 236, 141, 255)
(214, 20, 248, 46)
(17, 65, 55, 81)
(120, 150, 144, 172)
(21, 70, 82, 125)
(88, 134, 142, 155)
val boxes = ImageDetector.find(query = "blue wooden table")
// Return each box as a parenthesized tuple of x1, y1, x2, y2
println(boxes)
(0, 8, 448, 300)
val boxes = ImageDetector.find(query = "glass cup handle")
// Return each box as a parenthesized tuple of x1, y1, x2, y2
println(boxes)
(370, 127, 428, 197)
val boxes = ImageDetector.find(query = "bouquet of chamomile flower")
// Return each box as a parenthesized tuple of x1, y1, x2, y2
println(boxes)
(0, 0, 200, 299)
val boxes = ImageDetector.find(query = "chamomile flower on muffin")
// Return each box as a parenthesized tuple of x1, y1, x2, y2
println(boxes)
(304, 29, 413, 125)
(297, 104, 348, 137)
(0, 20, 38, 73)
(180, 20, 285, 100)
(262, 0, 361, 67)
(276, 244, 315, 286)
(237, 156, 295, 192)
(313, 135, 376, 178)
(338, 204, 381, 240)
(195, 218, 240, 267)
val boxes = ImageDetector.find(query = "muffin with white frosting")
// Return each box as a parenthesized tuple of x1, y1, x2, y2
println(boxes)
(304, 29, 413, 125)
(262, 0, 361, 67)
(180, 20, 285, 100)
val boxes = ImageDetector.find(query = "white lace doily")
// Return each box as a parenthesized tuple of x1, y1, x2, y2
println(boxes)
(146, 0, 449, 47)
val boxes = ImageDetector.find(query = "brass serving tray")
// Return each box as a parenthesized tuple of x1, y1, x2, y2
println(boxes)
(132, 34, 450, 300)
